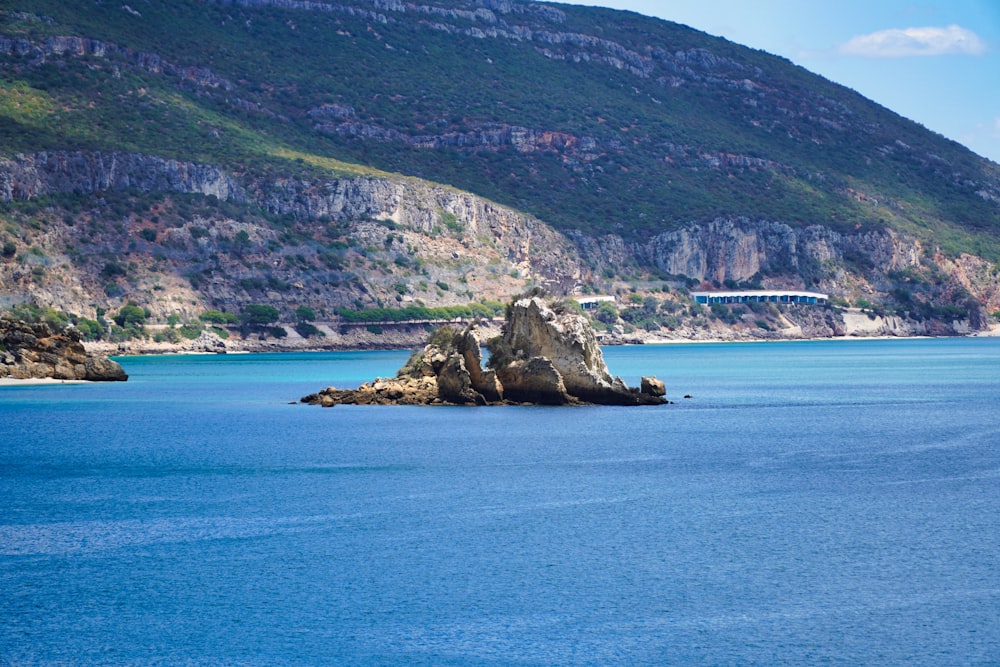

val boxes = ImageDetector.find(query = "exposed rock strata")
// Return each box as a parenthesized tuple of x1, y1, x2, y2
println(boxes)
(0, 316, 128, 381)
(574, 217, 998, 328)
(0, 34, 234, 90)
(0, 150, 581, 296)
(0, 149, 993, 337)
(300, 297, 666, 406)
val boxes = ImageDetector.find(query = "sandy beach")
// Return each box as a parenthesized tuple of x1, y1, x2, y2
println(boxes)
(0, 377, 90, 387)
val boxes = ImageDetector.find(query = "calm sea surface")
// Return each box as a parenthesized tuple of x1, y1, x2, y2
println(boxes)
(2, 339, 999, 665)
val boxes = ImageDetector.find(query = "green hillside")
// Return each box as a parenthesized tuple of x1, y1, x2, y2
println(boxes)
(3, 0, 998, 255)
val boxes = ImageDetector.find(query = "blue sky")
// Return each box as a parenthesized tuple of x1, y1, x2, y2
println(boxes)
(552, 0, 1000, 164)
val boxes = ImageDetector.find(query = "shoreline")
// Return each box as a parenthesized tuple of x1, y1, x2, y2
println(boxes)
(78, 315, 1000, 357)
(82, 327, 1000, 358)
(0, 377, 90, 386)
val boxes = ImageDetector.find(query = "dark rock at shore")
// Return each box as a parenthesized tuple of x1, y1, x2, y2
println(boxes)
(1, 315, 128, 381)
(300, 296, 666, 407)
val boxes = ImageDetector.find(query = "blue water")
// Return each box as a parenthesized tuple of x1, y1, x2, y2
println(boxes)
(2, 339, 999, 665)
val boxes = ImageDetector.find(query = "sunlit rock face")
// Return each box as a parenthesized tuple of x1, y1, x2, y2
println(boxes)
(301, 296, 666, 407)
(0, 316, 127, 381)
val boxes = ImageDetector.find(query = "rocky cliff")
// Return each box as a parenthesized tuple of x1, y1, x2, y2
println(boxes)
(2, 148, 995, 341)
(0, 315, 127, 381)
(0, 150, 581, 321)
(0, 151, 242, 203)
(575, 217, 998, 334)
(0, 149, 578, 280)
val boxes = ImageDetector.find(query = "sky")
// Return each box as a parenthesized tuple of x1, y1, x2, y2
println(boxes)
(551, 0, 1000, 164)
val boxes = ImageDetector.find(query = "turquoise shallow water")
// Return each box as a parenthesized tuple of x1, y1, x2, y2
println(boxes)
(2, 339, 999, 665)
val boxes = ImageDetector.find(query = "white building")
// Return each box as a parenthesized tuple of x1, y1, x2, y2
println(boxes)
(691, 290, 828, 306)
(573, 295, 617, 311)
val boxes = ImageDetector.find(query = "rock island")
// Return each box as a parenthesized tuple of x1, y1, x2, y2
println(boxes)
(1, 315, 128, 382)
(301, 295, 666, 407)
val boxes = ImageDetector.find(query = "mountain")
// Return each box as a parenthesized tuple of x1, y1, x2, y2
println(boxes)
(1, 0, 998, 344)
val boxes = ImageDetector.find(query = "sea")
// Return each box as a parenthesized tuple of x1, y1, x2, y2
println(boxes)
(1, 338, 999, 666)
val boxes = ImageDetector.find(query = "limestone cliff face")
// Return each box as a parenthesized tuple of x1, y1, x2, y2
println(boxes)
(0, 151, 243, 203)
(575, 217, 998, 325)
(0, 316, 127, 381)
(0, 150, 581, 318)
(0, 151, 578, 283)
(1, 149, 995, 337)
(626, 217, 919, 285)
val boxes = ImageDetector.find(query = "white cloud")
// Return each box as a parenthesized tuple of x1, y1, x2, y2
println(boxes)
(839, 25, 987, 58)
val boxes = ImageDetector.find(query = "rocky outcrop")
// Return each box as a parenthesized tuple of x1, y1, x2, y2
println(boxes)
(0, 150, 580, 293)
(627, 217, 920, 285)
(0, 34, 234, 90)
(489, 296, 661, 405)
(301, 296, 666, 407)
(0, 151, 244, 203)
(300, 323, 501, 406)
(0, 316, 128, 381)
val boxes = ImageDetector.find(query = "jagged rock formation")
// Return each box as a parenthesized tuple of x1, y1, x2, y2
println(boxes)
(0, 316, 128, 381)
(300, 296, 666, 406)
(489, 296, 662, 405)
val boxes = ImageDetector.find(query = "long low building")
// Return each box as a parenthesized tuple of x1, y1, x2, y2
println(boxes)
(692, 290, 828, 305)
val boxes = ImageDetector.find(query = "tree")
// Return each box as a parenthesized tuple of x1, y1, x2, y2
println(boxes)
(294, 321, 323, 338)
(595, 301, 619, 325)
(240, 304, 280, 331)
(113, 303, 147, 327)
(294, 305, 316, 322)
(74, 317, 103, 341)
(199, 309, 239, 325)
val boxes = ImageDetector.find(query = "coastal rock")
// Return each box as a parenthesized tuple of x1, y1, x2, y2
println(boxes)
(302, 375, 440, 406)
(183, 329, 229, 353)
(301, 296, 666, 407)
(0, 316, 128, 381)
(82, 356, 129, 381)
(303, 324, 494, 406)
(490, 296, 658, 405)
(494, 355, 570, 405)
(641, 376, 666, 397)
(437, 354, 485, 405)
